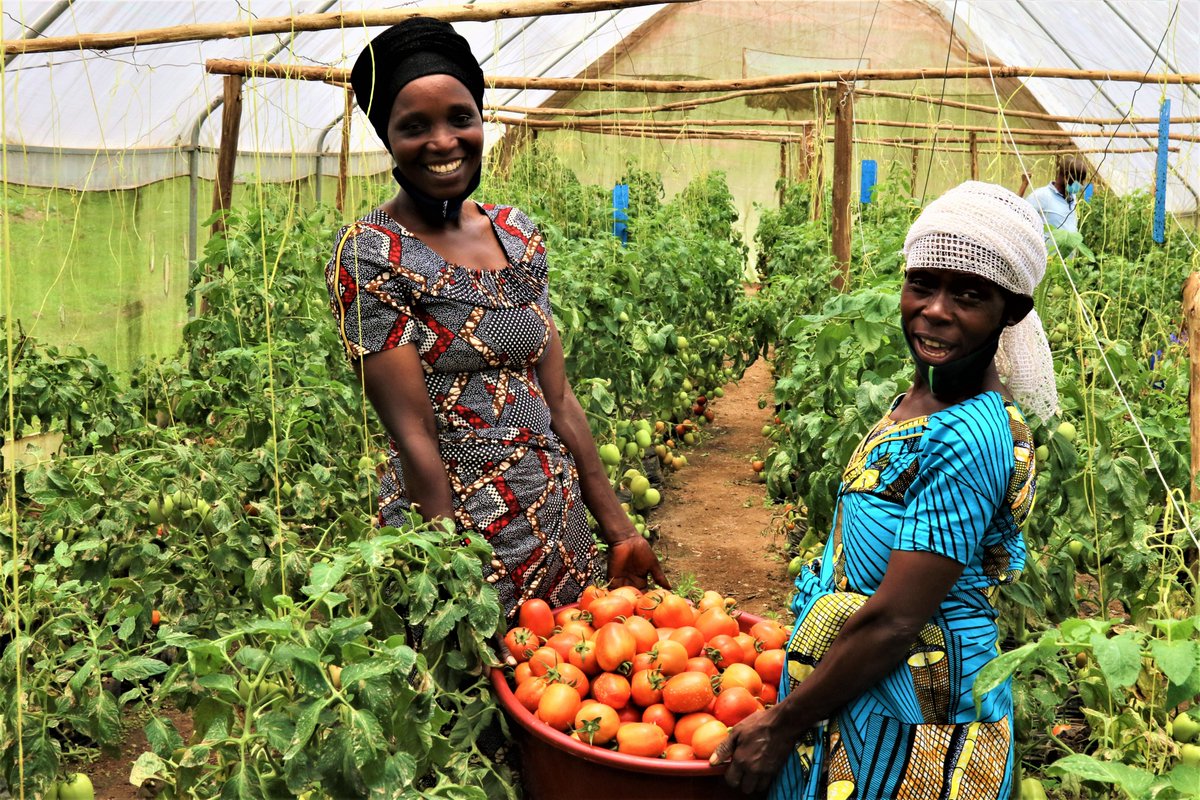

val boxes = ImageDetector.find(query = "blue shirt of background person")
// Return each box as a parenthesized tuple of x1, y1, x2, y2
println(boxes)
(1026, 156, 1089, 245)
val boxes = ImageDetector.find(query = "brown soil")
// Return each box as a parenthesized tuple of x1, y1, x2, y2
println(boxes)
(653, 357, 795, 620)
(75, 706, 192, 800)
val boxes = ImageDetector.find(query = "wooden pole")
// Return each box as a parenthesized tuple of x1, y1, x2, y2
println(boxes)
(1186, 272, 1200, 501)
(779, 142, 788, 206)
(336, 87, 352, 214)
(799, 124, 814, 181)
(812, 92, 826, 223)
(969, 132, 979, 180)
(204, 59, 1200, 91)
(911, 147, 919, 193)
(4, 0, 691, 55)
(1017, 173, 1031, 197)
(211, 75, 243, 234)
(831, 82, 853, 291)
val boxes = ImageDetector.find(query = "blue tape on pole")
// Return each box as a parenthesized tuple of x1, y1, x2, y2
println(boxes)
(612, 183, 630, 245)
(1153, 99, 1170, 244)
(1083, 183, 1094, 202)
(861, 159, 877, 204)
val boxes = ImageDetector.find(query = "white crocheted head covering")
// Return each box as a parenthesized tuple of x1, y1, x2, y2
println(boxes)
(903, 181, 1059, 420)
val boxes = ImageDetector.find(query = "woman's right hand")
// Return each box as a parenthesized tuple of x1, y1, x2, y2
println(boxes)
(710, 705, 797, 795)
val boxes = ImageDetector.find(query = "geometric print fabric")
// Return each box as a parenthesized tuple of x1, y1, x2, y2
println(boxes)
(326, 204, 595, 618)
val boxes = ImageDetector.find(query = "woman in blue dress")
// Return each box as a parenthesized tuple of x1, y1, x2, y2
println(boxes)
(714, 181, 1059, 798)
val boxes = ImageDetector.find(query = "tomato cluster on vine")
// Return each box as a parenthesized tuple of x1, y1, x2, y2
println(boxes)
(502, 587, 790, 761)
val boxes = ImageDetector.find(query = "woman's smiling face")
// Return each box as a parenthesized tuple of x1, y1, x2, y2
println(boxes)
(387, 74, 483, 199)
(900, 268, 1010, 365)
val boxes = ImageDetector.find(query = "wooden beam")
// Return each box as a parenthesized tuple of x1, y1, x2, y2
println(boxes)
(832, 83, 853, 291)
(849, 117, 1200, 141)
(336, 87, 352, 214)
(969, 132, 979, 180)
(211, 75, 243, 235)
(205, 59, 1200, 91)
(4, 0, 690, 55)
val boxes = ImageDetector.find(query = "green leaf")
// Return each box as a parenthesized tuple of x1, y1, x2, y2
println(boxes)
(197, 673, 241, 703)
(110, 656, 169, 681)
(426, 604, 468, 643)
(347, 707, 385, 768)
(1091, 631, 1143, 688)
(1046, 754, 1155, 797)
(1166, 764, 1200, 797)
(144, 715, 183, 758)
(1150, 639, 1197, 686)
(130, 751, 168, 787)
(972, 641, 1038, 715)
(284, 698, 328, 762)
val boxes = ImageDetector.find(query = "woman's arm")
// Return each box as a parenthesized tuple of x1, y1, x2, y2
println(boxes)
(714, 549, 964, 795)
(537, 322, 670, 590)
(357, 345, 456, 523)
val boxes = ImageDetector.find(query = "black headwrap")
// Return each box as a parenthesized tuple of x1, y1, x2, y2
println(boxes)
(350, 18, 486, 223)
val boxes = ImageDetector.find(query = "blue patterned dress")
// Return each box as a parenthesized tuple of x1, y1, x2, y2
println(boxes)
(771, 392, 1036, 800)
(325, 204, 595, 619)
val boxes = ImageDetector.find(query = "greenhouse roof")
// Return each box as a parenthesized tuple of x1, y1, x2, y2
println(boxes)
(0, 0, 1196, 213)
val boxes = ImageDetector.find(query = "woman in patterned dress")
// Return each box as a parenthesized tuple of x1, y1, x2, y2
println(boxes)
(714, 182, 1058, 799)
(327, 18, 668, 620)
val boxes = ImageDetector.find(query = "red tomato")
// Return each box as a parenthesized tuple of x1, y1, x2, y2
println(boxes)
(686, 656, 719, 677)
(759, 684, 778, 705)
(630, 669, 666, 707)
(719, 662, 763, 696)
(503, 627, 539, 663)
(651, 640, 689, 676)
(635, 587, 668, 619)
(554, 663, 591, 701)
(519, 599, 555, 640)
(610, 586, 643, 605)
(574, 700, 620, 745)
(713, 686, 761, 728)
(616, 722, 668, 758)
(656, 626, 676, 641)
(528, 646, 562, 677)
(590, 595, 635, 628)
(630, 652, 656, 674)
(754, 649, 786, 688)
(662, 671, 716, 714)
(514, 676, 550, 713)
(579, 585, 608, 612)
(695, 607, 739, 640)
(555, 607, 589, 627)
(669, 626, 706, 658)
(592, 672, 631, 709)
(595, 622, 637, 673)
(653, 593, 696, 628)
(690, 719, 729, 759)
(616, 704, 642, 723)
(559, 620, 595, 641)
(664, 743, 696, 761)
(624, 616, 658, 653)
(568, 639, 601, 676)
(674, 712, 717, 746)
(735, 632, 761, 665)
(750, 620, 789, 651)
(705, 634, 743, 668)
(642, 703, 676, 737)
(546, 632, 581, 661)
(537, 682, 581, 731)
(513, 662, 533, 685)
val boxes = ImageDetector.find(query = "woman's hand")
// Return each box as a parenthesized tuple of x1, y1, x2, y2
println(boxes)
(710, 706, 797, 795)
(606, 535, 670, 590)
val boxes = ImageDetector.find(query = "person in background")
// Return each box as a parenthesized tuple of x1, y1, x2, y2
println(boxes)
(326, 18, 667, 621)
(1026, 156, 1090, 248)
(713, 182, 1056, 799)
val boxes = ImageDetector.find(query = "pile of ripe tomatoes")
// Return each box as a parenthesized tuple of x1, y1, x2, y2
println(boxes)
(502, 586, 789, 761)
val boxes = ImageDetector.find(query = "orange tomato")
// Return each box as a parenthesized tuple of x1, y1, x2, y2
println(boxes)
(650, 640, 689, 676)
(669, 626, 706, 658)
(537, 682, 581, 731)
(624, 616, 658, 653)
(513, 662, 533, 685)
(662, 671, 716, 714)
(705, 634, 743, 668)
(631, 651, 657, 674)
(568, 639, 601, 676)
(503, 626, 539, 663)
(664, 743, 696, 761)
(653, 593, 696, 629)
(656, 626, 676, 641)
(754, 649, 786, 688)
(592, 672, 631, 710)
(735, 632, 761, 665)
(554, 663, 591, 701)
(555, 607, 589, 627)
(514, 676, 550, 713)
(578, 585, 608, 613)
(759, 684, 778, 705)
(642, 703, 676, 738)
(695, 607, 739, 640)
(546, 632, 582, 661)
(559, 619, 595, 642)
(590, 595, 635, 628)
(750, 620, 789, 651)
(528, 646, 562, 677)
(518, 598, 555, 640)
(616, 722, 668, 758)
(616, 704, 642, 723)
(635, 587, 668, 619)
(595, 622, 637, 672)
(574, 700, 620, 745)
(690, 719, 730, 759)
(712, 686, 760, 728)
(630, 669, 666, 707)
(610, 585, 643, 605)
(719, 662, 763, 697)
(674, 712, 717, 746)
(686, 656, 719, 677)
(697, 590, 726, 613)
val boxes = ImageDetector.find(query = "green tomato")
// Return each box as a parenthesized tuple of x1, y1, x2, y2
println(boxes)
(1019, 777, 1048, 800)
(1172, 712, 1200, 744)
(642, 488, 661, 507)
(629, 475, 651, 497)
(617, 311, 629, 324)
(1180, 743, 1200, 768)
(147, 497, 165, 524)
(713, 387, 725, 398)
(1035, 445, 1049, 463)
(58, 773, 94, 800)
(624, 441, 639, 459)
(160, 495, 175, 520)
(676, 336, 688, 351)
(1055, 421, 1077, 442)
(43, 781, 60, 800)
(598, 444, 622, 466)
(1067, 539, 1085, 561)
(787, 556, 805, 578)
(635, 429, 652, 449)
(682, 378, 693, 392)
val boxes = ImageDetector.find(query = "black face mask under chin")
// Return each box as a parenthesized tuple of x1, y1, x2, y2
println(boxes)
(391, 164, 482, 225)
(905, 326, 1004, 402)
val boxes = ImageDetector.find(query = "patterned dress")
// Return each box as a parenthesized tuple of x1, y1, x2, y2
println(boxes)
(325, 204, 596, 618)
(771, 392, 1036, 800)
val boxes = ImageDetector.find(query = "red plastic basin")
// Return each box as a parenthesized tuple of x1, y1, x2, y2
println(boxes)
(490, 606, 770, 800)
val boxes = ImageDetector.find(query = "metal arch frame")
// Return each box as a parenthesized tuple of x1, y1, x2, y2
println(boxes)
(1010, 0, 1200, 208)
(1103, 0, 1200, 107)
(2, 0, 73, 68)
(184, 0, 339, 274)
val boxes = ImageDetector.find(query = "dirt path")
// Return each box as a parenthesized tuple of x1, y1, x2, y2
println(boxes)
(653, 357, 795, 619)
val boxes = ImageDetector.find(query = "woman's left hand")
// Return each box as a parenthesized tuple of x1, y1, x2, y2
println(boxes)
(711, 706, 796, 795)
(605, 535, 671, 590)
